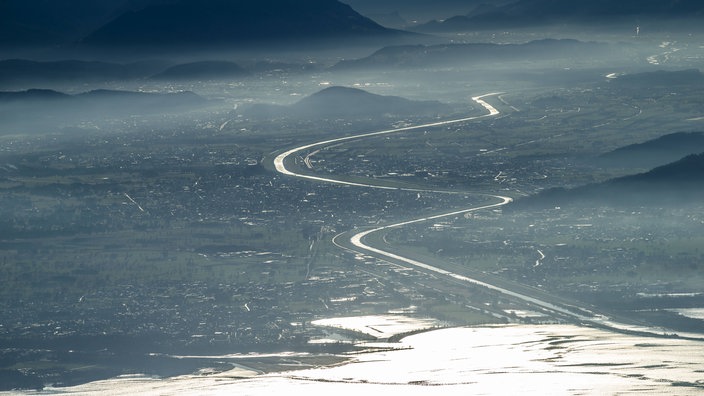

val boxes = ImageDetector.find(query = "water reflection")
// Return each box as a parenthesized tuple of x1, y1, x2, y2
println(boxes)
(36, 324, 704, 395)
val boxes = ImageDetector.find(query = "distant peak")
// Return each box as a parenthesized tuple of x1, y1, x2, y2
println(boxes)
(313, 86, 374, 95)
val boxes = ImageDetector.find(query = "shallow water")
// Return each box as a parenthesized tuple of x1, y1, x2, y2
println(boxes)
(24, 324, 704, 395)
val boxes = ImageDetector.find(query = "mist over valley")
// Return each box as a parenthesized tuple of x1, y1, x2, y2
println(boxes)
(1, 0, 704, 393)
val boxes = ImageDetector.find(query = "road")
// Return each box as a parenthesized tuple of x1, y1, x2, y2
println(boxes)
(271, 93, 700, 339)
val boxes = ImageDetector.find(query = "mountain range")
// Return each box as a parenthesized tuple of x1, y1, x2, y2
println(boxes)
(83, 0, 407, 50)
(0, 59, 171, 88)
(0, 59, 313, 89)
(242, 86, 449, 120)
(149, 61, 250, 81)
(0, 88, 206, 108)
(333, 39, 613, 70)
(0, 88, 208, 133)
(416, 0, 704, 32)
(4, 0, 704, 52)
(1, 0, 412, 52)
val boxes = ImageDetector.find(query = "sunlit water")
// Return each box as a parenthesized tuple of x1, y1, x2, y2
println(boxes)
(668, 308, 704, 321)
(20, 324, 704, 396)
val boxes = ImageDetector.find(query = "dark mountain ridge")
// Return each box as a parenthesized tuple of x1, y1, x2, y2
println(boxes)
(0, 0, 176, 48)
(513, 152, 704, 209)
(600, 131, 704, 169)
(83, 0, 408, 49)
(625, 152, 704, 183)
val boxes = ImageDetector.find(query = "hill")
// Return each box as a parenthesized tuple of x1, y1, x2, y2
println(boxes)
(415, 0, 704, 31)
(333, 39, 613, 70)
(611, 69, 704, 88)
(513, 153, 704, 208)
(74, 89, 206, 110)
(243, 86, 449, 120)
(150, 61, 249, 81)
(0, 88, 70, 102)
(82, 0, 407, 50)
(0, 88, 208, 132)
(600, 132, 704, 169)
(618, 152, 704, 187)
(0, 59, 169, 88)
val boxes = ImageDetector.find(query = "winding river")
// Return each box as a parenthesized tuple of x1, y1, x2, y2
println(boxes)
(272, 93, 702, 339)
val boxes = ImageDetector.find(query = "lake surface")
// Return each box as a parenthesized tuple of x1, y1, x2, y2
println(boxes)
(26, 323, 704, 395)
